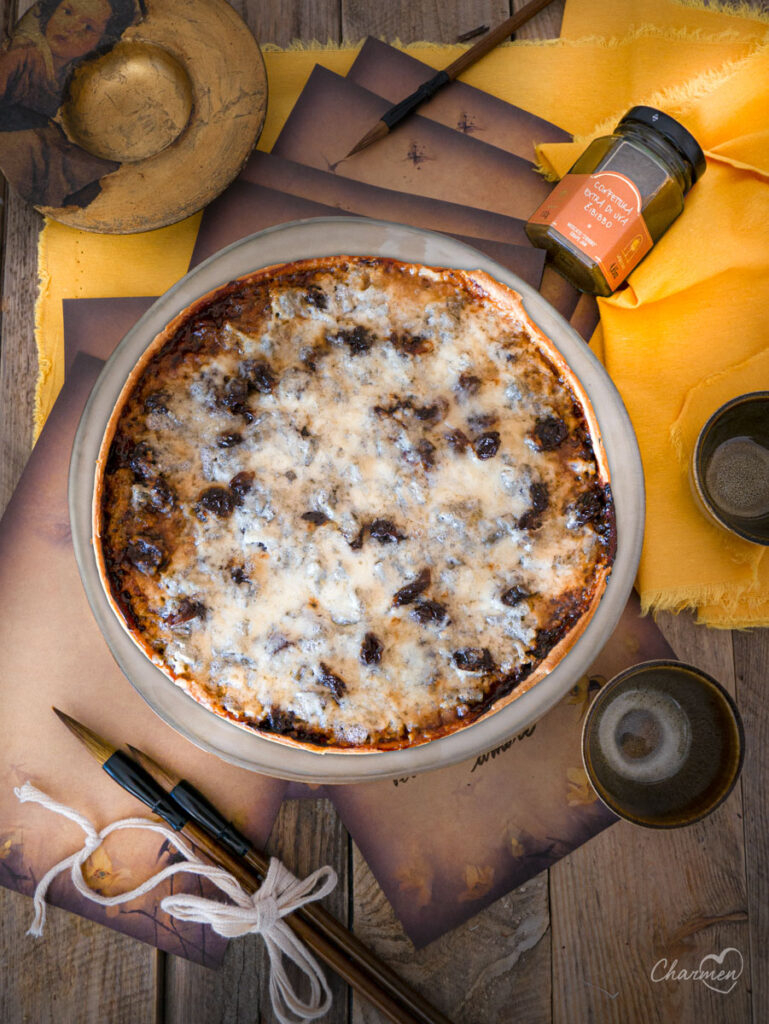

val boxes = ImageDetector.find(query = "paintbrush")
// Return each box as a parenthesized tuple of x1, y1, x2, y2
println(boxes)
(345, 0, 557, 158)
(52, 709, 452, 1024)
(126, 742, 449, 1024)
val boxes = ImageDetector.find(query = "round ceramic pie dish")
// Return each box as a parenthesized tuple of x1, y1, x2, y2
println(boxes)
(70, 217, 645, 782)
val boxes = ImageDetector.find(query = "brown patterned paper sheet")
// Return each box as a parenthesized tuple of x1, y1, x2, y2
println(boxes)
(347, 37, 571, 159)
(0, 352, 288, 966)
(538, 264, 581, 322)
(269, 69, 580, 319)
(569, 291, 601, 343)
(56, 287, 660, 955)
(241, 151, 533, 247)
(272, 66, 552, 221)
(330, 593, 676, 947)
(234, 152, 580, 320)
(189, 180, 545, 288)
(63, 295, 157, 368)
(343, 44, 581, 323)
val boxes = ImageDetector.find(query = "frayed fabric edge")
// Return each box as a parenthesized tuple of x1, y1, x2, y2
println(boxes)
(640, 580, 768, 628)
(672, 0, 769, 25)
(534, 37, 769, 178)
(560, 39, 768, 153)
(33, 221, 55, 441)
(260, 24, 762, 54)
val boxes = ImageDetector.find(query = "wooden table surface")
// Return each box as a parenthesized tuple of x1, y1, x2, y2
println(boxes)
(1, 1, 766, 1022)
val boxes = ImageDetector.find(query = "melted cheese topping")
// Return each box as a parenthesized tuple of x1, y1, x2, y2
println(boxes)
(99, 259, 613, 749)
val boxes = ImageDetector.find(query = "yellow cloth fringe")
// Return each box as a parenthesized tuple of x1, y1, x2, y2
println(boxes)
(34, 0, 769, 627)
(542, 0, 769, 627)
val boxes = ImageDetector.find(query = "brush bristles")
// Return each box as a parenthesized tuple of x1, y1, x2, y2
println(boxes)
(51, 707, 116, 765)
(126, 744, 178, 790)
(345, 120, 388, 158)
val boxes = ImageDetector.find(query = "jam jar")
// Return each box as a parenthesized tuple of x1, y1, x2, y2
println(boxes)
(526, 106, 706, 296)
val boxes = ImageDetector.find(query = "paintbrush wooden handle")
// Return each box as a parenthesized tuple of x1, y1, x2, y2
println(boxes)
(445, 0, 557, 79)
(344, 0, 556, 157)
(55, 717, 451, 1024)
(183, 822, 452, 1024)
(241, 849, 451, 1024)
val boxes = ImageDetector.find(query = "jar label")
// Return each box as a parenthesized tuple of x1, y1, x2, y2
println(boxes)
(528, 171, 653, 289)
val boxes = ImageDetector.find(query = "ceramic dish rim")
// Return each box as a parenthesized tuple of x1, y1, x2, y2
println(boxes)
(69, 215, 645, 783)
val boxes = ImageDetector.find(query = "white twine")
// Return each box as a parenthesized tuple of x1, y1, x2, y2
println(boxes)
(14, 782, 337, 1024)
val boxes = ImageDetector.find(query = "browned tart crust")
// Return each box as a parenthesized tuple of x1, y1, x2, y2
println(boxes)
(94, 256, 615, 752)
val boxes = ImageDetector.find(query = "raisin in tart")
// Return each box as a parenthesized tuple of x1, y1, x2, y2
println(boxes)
(95, 257, 615, 751)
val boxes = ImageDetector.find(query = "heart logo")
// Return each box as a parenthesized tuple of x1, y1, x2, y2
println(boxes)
(698, 947, 743, 995)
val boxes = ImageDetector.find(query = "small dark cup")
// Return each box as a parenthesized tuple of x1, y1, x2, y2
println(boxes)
(691, 391, 769, 545)
(582, 661, 744, 828)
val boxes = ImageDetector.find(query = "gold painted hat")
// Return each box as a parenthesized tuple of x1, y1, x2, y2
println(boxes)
(0, 0, 267, 233)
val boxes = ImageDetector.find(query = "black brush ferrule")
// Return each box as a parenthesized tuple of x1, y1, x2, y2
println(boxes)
(103, 751, 188, 831)
(381, 71, 451, 129)
(170, 781, 251, 858)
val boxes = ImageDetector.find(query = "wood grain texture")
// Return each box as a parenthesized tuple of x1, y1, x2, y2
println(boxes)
(164, 797, 349, 1024)
(511, 0, 563, 40)
(0, 0, 10, 309)
(341, 1, 510, 46)
(0, 2, 767, 1024)
(550, 611, 749, 1024)
(0, 191, 39, 516)
(735, 626, 768, 1024)
(349, 844, 550, 1024)
(0, 885, 158, 1024)
(1, 0, 154, 1012)
(232, 0, 342, 48)
(0, 6, 36, 520)
(445, 0, 564, 79)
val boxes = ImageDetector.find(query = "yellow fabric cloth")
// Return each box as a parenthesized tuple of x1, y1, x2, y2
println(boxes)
(536, 0, 769, 627)
(34, 0, 769, 626)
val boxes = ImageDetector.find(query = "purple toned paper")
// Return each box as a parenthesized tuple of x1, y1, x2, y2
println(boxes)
(569, 291, 601, 342)
(63, 295, 156, 366)
(539, 264, 581, 321)
(272, 66, 551, 221)
(331, 593, 675, 947)
(189, 180, 545, 288)
(242, 151, 533, 246)
(348, 37, 571, 159)
(269, 68, 579, 317)
(56, 276, 657, 952)
(0, 353, 287, 966)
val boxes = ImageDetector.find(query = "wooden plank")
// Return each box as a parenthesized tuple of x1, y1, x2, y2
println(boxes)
(550, 611, 749, 1023)
(339, 1, 564, 47)
(0, 191, 39, 515)
(349, 844, 550, 1024)
(341, 0, 509, 46)
(0, 0, 161, 1018)
(0, 886, 159, 1024)
(232, 0, 342, 48)
(511, 0, 563, 41)
(164, 797, 349, 1024)
(0, 0, 11, 314)
(0, 0, 48, 515)
(734, 627, 768, 1024)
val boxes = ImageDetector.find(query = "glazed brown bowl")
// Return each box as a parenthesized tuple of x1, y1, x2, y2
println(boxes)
(582, 660, 744, 828)
(691, 391, 769, 545)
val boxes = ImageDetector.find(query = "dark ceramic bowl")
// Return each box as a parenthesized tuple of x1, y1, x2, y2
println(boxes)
(582, 660, 744, 828)
(691, 391, 769, 545)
